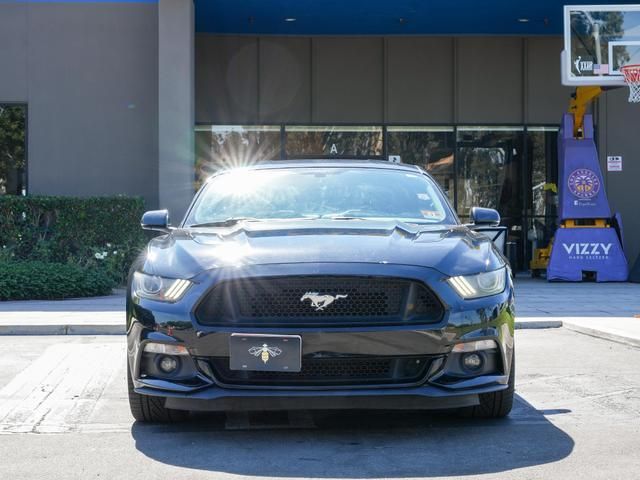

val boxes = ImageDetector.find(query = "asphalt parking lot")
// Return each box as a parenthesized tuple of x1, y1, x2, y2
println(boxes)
(0, 328, 639, 479)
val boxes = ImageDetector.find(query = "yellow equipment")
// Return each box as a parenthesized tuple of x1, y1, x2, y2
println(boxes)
(529, 86, 604, 276)
(530, 241, 552, 278)
(568, 86, 602, 138)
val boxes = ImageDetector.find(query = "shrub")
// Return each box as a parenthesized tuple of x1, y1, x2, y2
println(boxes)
(0, 195, 146, 285)
(0, 261, 114, 300)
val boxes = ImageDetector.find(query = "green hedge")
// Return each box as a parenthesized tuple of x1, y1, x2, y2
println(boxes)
(0, 196, 146, 296)
(0, 261, 114, 300)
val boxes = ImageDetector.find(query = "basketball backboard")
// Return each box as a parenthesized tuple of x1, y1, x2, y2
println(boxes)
(562, 4, 640, 86)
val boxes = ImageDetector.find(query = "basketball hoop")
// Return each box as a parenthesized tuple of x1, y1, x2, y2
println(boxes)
(620, 64, 640, 103)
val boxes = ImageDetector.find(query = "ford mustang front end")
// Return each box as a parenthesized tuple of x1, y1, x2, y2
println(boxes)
(126, 161, 515, 422)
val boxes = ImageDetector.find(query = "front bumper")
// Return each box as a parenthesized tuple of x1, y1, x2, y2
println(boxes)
(138, 382, 509, 412)
(127, 263, 515, 411)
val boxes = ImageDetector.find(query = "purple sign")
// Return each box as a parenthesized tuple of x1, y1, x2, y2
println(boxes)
(558, 114, 611, 220)
(547, 227, 628, 282)
(549, 114, 628, 282)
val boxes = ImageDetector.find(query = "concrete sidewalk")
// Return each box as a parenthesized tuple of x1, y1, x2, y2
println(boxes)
(0, 293, 125, 335)
(1, 280, 640, 346)
(513, 277, 640, 346)
(515, 277, 640, 317)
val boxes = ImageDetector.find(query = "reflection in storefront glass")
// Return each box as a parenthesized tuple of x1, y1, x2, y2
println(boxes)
(456, 127, 524, 219)
(192, 123, 561, 271)
(285, 126, 383, 158)
(195, 125, 281, 189)
(526, 127, 559, 264)
(457, 127, 524, 268)
(386, 126, 455, 203)
(528, 127, 559, 217)
(0, 104, 27, 196)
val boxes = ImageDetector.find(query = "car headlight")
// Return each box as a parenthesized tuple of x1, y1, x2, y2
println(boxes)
(447, 267, 506, 299)
(132, 271, 192, 302)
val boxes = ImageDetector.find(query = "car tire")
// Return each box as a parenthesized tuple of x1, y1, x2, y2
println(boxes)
(127, 367, 188, 423)
(459, 354, 515, 419)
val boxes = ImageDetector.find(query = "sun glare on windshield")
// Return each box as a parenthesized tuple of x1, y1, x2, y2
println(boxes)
(214, 169, 288, 198)
(188, 167, 455, 226)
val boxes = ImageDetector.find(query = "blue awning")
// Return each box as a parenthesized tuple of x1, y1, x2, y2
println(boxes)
(195, 0, 638, 35)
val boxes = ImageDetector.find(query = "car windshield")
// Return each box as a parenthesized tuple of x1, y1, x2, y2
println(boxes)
(185, 166, 457, 226)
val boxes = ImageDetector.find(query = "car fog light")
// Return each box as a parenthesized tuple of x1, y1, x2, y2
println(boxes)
(462, 353, 483, 371)
(158, 355, 178, 374)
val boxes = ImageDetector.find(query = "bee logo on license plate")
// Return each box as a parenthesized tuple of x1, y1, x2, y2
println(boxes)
(248, 343, 283, 364)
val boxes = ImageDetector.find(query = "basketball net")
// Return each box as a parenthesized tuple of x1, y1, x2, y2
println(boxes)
(621, 64, 640, 103)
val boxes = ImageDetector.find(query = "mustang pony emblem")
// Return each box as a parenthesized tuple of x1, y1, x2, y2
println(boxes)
(301, 292, 348, 311)
(248, 343, 283, 364)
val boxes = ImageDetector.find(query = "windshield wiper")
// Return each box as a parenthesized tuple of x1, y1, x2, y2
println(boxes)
(188, 217, 260, 228)
(321, 210, 369, 220)
(322, 215, 367, 220)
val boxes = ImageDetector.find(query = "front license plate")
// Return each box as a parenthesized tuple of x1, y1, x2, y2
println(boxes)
(229, 333, 302, 372)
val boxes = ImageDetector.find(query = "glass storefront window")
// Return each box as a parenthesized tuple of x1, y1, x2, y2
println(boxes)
(195, 125, 281, 188)
(457, 127, 525, 269)
(285, 126, 383, 158)
(528, 127, 559, 218)
(526, 127, 560, 265)
(193, 123, 560, 271)
(456, 127, 524, 220)
(386, 126, 455, 203)
(0, 104, 27, 195)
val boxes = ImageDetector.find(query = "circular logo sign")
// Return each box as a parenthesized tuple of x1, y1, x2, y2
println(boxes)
(568, 168, 600, 199)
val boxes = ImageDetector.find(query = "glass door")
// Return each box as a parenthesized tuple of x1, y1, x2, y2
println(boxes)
(456, 127, 525, 269)
(525, 127, 559, 268)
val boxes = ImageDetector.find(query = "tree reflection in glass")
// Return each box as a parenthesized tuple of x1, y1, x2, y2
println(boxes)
(387, 127, 455, 203)
(456, 127, 523, 221)
(0, 104, 26, 196)
(195, 125, 281, 189)
(285, 126, 383, 158)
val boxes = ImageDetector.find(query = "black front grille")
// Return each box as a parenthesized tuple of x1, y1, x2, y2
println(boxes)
(195, 276, 443, 327)
(208, 355, 434, 386)
(238, 277, 405, 318)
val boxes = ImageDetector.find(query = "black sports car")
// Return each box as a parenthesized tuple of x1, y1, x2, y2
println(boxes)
(127, 161, 515, 422)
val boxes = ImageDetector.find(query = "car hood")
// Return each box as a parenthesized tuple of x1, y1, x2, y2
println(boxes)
(141, 220, 504, 279)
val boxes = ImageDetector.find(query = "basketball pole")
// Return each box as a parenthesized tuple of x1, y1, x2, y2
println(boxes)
(568, 86, 602, 138)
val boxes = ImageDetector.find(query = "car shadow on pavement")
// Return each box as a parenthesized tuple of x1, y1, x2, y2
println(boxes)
(131, 394, 574, 478)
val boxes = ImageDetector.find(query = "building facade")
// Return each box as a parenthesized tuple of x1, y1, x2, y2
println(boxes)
(0, 0, 638, 270)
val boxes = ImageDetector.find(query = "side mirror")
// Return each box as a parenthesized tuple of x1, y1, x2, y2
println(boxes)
(470, 207, 500, 226)
(141, 209, 171, 232)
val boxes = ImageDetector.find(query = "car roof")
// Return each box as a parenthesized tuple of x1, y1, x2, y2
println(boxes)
(217, 160, 424, 174)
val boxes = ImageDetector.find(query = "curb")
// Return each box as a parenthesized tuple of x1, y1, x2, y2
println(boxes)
(0, 324, 126, 335)
(1, 320, 561, 336)
(515, 320, 563, 329)
(563, 322, 640, 349)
